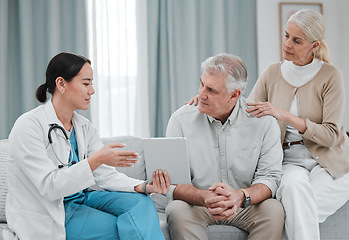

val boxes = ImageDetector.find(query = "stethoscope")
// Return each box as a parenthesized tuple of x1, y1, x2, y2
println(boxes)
(48, 123, 76, 168)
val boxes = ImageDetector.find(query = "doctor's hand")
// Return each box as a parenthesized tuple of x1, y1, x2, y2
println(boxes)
(134, 169, 171, 195)
(88, 143, 140, 171)
(146, 169, 171, 194)
(205, 182, 244, 221)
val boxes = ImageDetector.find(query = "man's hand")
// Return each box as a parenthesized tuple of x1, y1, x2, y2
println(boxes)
(202, 190, 228, 208)
(206, 183, 245, 221)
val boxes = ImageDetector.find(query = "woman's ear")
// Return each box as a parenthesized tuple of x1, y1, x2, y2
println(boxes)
(312, 41, 320, 51)
(55, 77, 66, 95)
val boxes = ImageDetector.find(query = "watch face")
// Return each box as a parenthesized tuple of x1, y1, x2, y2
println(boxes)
(243, 197, 251, 208)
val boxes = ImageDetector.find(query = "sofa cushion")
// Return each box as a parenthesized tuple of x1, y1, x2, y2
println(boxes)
(207, 225, 248, 239)
(0, 140, 9, 223)
(319, 199, 349, 239)
(151, 193, 170, 213)
(101, 136, 146, 180)
(157, 212, 170, 240)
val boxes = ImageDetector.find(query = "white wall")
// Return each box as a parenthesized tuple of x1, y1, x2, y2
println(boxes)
(257, 0, 349, 131)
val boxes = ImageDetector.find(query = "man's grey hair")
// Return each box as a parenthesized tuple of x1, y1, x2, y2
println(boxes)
(201, 53, 248, 94)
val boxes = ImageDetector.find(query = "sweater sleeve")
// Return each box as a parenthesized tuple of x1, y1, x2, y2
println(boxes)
(248, 66, 271, 102)
(301, 66, 345, 147)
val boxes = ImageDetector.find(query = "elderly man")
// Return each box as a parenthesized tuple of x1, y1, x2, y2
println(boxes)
(165, 53, 284, 240)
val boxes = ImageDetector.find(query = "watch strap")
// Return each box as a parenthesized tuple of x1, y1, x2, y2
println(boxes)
(240, 188, 250, 198)
(142, 181, 150, 195)
(240, 188, 251, 208)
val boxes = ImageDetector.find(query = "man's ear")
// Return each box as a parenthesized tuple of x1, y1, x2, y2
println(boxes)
(230, 89, 242, 101)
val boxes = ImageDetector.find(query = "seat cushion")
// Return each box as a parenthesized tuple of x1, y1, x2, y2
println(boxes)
(319, 200, 349, 239)
(207, 225, 248, 240)
(158, 212, 170, 240)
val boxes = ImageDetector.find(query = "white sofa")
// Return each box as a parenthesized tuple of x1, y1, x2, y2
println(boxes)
(1, 136, 349, 240)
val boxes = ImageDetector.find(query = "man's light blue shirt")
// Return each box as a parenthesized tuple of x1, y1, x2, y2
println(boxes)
(166, 97, 283, 197)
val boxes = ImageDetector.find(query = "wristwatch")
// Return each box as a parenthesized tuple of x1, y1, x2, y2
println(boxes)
(142, 181, 150, 195)
(240, 188, 251, 208)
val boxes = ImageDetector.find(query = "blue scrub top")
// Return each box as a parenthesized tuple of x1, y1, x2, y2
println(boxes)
(64, 127, 86, 222)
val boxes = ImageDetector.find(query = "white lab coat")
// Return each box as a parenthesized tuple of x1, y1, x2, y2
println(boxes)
(5, 100, 143, 240)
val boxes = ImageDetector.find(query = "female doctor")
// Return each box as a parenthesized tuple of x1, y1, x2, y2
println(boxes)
(5, 52, 170, 240)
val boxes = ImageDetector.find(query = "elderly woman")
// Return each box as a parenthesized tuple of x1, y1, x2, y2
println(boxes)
(247, 9, 349, 240)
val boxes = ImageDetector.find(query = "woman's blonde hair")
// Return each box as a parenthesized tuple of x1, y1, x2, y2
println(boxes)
(288, 9, 330, 63)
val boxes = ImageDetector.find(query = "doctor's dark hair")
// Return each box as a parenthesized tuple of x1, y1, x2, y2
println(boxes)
(35, 52, 91, 103)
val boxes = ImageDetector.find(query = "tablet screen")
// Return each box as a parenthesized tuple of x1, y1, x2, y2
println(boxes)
(143, 137, 191, 185)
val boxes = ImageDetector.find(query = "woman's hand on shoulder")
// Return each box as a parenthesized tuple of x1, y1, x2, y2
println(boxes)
(246, 101, 286, 121)
(247, 101, 306, 132)
(185, 95, 199, 106)
(88, 143, 139, 171)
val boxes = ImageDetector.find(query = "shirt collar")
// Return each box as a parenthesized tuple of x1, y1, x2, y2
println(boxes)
(206, 98, 241, 125)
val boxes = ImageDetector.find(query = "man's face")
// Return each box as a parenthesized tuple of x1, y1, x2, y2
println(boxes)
(198, 71, 238, 121)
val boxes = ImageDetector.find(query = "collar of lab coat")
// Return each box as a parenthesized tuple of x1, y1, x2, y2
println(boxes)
(43, 100, 89, 129)
(43, 100, 90, 160)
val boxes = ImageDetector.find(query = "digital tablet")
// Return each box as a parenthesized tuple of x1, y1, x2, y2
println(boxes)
(143, 137, 191, 185)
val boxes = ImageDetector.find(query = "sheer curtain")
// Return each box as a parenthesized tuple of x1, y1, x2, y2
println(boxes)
(146, 0, 258, 137)
(87, 0, 150, 138)
(0, 0, 88, 139)
(87, 0, 258, 138)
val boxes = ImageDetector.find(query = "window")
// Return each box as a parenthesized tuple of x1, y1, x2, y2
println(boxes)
(87, 0, 140, 137)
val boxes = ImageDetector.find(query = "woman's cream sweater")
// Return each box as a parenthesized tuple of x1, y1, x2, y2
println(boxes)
(249, 62, 349, 179)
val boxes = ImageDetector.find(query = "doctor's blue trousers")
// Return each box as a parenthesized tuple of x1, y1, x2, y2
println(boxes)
(64, 191, 165, 240)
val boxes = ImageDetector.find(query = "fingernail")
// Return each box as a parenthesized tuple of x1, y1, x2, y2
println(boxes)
(164, 170, 168, 174)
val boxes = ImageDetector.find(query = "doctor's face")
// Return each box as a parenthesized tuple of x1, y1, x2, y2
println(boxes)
(64, 63, 95, 111)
